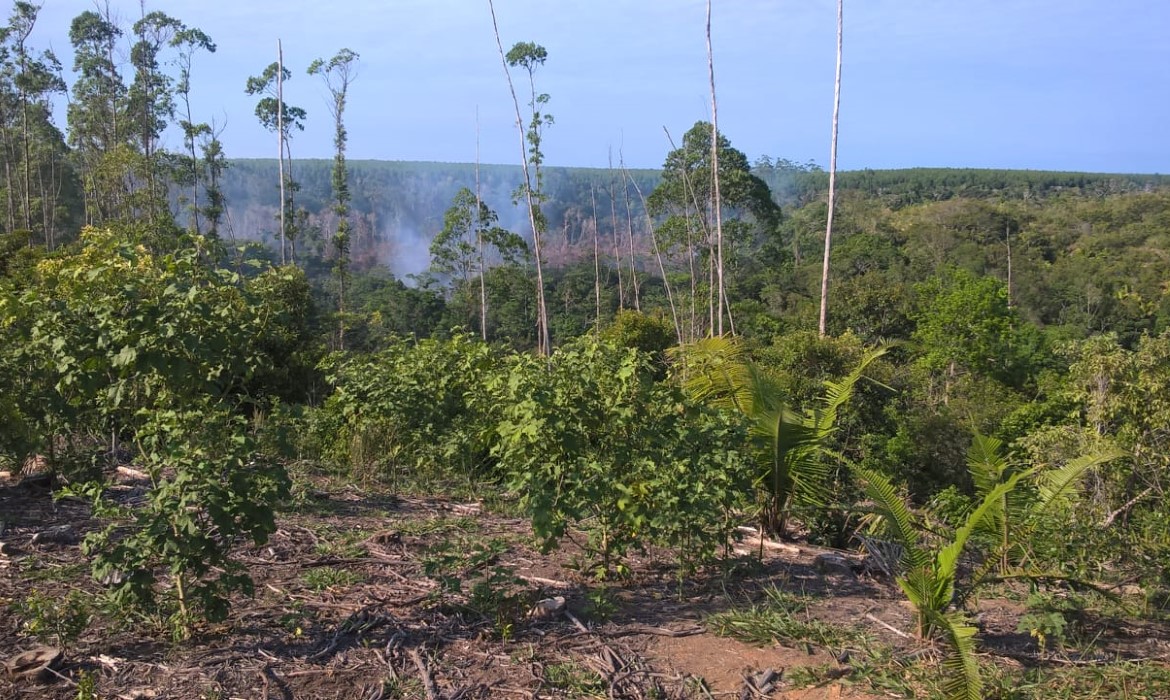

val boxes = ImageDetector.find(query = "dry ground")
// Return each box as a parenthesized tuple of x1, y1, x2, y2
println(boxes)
(2, 468, 1168, 699)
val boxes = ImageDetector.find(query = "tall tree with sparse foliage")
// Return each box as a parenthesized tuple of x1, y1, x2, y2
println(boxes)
(66, 7, 127, 224)
(245, 53, 306, 263)
(171, 26, 216, 235)
(487, 0, 553, 355)
(309, 48, 359, 349)
(430, 187, 528, 335)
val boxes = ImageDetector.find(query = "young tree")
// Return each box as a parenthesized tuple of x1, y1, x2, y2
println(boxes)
(308, 48, 359, 350)
(818, 0, 844, 337)
(486, 0, 553, 355)
(430, 187, 528, 335)
(171, 26, 216, 234)
(245, 51, 306, 264)
(67, 7, 127, 223)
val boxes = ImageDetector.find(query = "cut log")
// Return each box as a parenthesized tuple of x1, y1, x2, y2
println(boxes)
(5, 646, 63, 682)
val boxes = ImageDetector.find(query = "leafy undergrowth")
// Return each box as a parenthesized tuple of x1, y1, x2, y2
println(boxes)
(1, 467, 1167, 699)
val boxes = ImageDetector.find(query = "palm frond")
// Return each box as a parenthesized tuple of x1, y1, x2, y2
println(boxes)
(933, 609, 982, 700)
(852, 465, 930, 572)
(751, 405, 831, 530)
(1035, 446, 1127, 512)
(966, 432, 1008, 495)
(936, 471, 1026, 603)
(669, 336, 756, 413)
(813, 343, 891, 432)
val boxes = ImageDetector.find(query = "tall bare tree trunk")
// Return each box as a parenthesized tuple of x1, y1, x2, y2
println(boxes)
(607, 153, 625, 310)
(19, 80, 32, 232)
(476, 107, 488, 340)
(818, 0, 844, 338)
(627, 171, 683, 346)
(706, 0, 726, 336)
(277, 39, 287, 265)
(708, 246, 715, 335)
(487, 0, 550, 355)
(620, 154, 640, 310)
(590, 183, 602, 331)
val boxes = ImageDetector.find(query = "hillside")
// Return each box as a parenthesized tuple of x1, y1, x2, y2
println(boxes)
(221, 159, 1168, 277)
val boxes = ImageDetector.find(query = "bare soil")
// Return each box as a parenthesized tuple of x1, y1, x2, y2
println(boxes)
(2, 469, 1167, 699)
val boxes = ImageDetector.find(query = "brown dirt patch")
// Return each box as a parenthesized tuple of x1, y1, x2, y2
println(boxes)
(645, 633, 836, 693)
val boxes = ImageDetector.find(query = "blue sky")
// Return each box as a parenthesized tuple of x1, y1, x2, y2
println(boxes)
(31, 0, 1170, 172)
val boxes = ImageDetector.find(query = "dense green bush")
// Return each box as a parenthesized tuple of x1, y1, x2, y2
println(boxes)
(0, 226, 305, 627)
(493, 338, 754, 574)
(0, 227, 290, 463)
(315, 333, 502, 483)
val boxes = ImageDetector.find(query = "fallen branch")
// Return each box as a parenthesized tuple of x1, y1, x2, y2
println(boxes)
(864, 613, 911, 639)
(734, 527, 801, 555)
(410, 648, 440, 700)
(603, 625, 705, 639)
(1102, 487, 1153, 527)
(516, 573, 572, 589)
(115, 466, 149, 481)
(564, 609, 590, 634)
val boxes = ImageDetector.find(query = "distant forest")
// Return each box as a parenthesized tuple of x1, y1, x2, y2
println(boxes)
(219, 156, 1169, 280)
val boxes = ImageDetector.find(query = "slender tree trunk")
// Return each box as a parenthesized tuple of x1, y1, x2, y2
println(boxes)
(607, 153, 625, 310)
(283, 136, 298, 265)
(818, 0, 844, 338)
(475, 107, 488, 340)
(686, 214, 698, 342)
(621, 158, 640, 310)
(0, 102, 19, 234)
(1005, 222, 1014, 308)
(19, 63, 32, 232)
(38, 148, 52, 248)
(3, 158, 14, 234)
(627, 170, 683, 346)
(707, 0, 726, 336)
(277, 39, 287, 265)
(487, 0, 550, 354)
(184, 94, 201, 234)
(663, 126, 710, 341)
(708, 245, 715, 336)
(590, 183, 602, 331)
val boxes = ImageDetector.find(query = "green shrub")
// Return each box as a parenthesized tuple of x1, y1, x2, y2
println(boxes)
(493, 337, 753, 575)
(13, 589, 92, 651)
(69, 405, 290, 633)
(317, 333, 501, 483)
